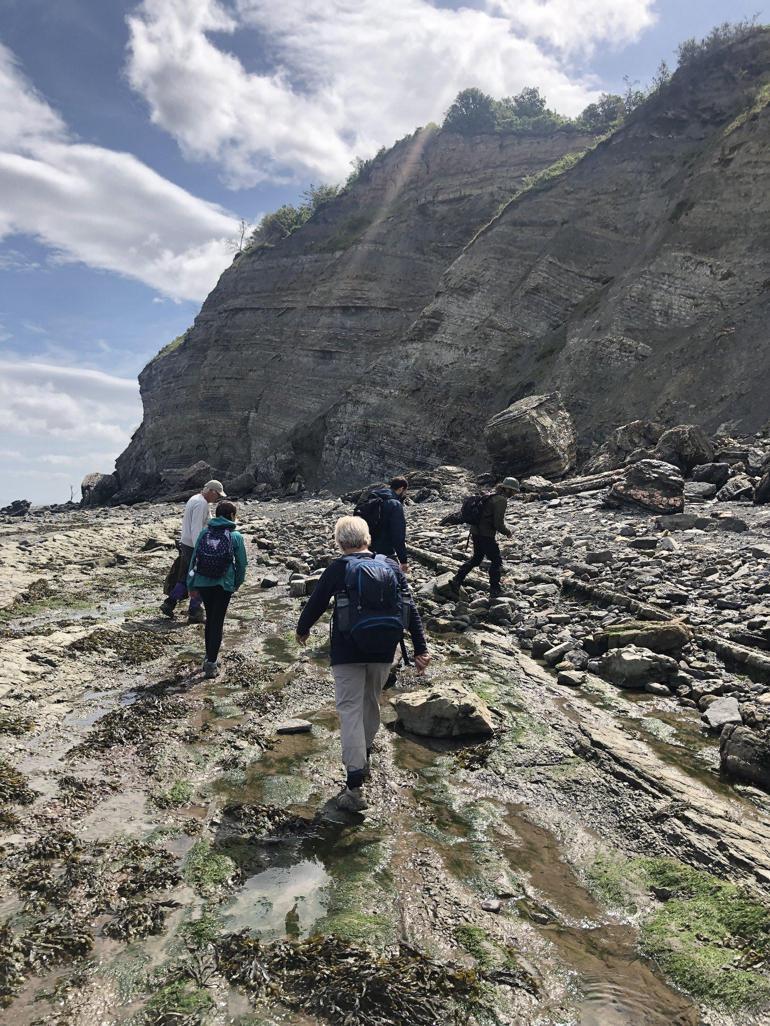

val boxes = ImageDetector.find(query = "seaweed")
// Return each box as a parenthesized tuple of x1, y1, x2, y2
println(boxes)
(0, 758, 37, 805)
(69, 627, 172, 665)
(216, 933, 480, 1026)
(70, 694, 186, 754)
(103, 901, 178, 941)
(220, 803, 318, 840)
(0, 924, 27, 1007)
(0, 713, 34, 736)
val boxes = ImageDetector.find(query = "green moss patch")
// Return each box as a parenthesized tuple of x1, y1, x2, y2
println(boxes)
(586, 854, 770, 1010)
(153, 779, 194, 809)
(183, 841, 236, 892)
(143, 978, 213, 1025)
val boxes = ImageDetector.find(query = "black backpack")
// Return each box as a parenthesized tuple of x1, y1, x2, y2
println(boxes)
(334, 554, 409, 655)
(459, 492, 494, 526)
(353, 492, 385, 533)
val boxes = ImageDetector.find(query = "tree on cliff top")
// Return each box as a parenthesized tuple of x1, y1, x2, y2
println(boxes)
(443, 88, 497, 134)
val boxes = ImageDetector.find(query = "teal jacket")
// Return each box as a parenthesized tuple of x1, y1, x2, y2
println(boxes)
(187, 517, 248, 592)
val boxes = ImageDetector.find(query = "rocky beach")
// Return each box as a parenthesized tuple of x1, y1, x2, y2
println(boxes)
(2, 423, 770, 1025)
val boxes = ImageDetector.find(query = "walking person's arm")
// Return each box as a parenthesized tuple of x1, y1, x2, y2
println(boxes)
(233, 534, 248, 590)
(296, 562, 342, 643)
(187, 530, 204, 599)
(394, 565, 430, 672)
(391, 500, 408, 569)
(493, 495, 511, 537)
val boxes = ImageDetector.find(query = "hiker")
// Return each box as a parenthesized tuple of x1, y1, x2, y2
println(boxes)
(161, 480, 227, 623)
(295, 515, 430, 812)
(355, 476, 409, 572)
(187, 500, 247, 678)
(450, 478, 519, 598)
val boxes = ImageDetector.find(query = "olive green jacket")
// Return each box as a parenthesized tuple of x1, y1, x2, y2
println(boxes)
(470, 493, 511, 539)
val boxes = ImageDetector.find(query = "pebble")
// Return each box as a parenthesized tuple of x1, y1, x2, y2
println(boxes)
(275, 719, 313, 735)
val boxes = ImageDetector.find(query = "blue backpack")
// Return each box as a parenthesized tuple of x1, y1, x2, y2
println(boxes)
(335, 554, 409, 655)
(194, 526, 235, 578)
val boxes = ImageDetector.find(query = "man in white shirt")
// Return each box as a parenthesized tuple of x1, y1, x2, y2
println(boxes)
(160, 480, 226, 622)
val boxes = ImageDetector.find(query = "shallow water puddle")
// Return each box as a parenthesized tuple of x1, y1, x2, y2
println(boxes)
(502, 808, 700, 1025)
(222, 857, 331, 938)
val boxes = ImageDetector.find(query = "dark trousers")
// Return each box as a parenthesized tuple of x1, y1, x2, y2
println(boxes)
(455, 535, 503, 591)
(167, 544, 202, 611)
(198, 585, 232, 662)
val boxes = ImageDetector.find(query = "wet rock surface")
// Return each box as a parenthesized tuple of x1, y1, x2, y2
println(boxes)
(1, 472, 770, 1024)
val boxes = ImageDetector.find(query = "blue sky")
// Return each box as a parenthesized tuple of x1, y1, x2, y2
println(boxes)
(0, 0, 764, 505)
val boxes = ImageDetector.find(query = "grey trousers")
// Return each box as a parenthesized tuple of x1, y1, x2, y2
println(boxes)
(331, 662, 391, 782)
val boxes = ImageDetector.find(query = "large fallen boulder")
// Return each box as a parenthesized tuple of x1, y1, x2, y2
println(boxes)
(691, 462, 731, 488)
(585, 619, 691, 657)
(720, 724, 770, 791)
(0, 498, 31, 517)
(652, 425, 714, 474)
(603, 460, 684, 515)
(584, 420, 664, 474)
(484, 393, 576, 480)
(391, 683, 494, 737)
(81, 472, 119, 507)
(595, 645, 679, 689)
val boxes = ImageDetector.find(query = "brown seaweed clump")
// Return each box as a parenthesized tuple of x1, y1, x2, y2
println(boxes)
(69, 694, 186, 754)
(0, 759, 37, 805)
(103, 901, 178, 941)
(0, 924, 27, 1008)
(216, 933, 480, 1026)
(220, 803, 318, 840)
(69, 627, 172, 665)
(0, 916, 93, 1007)
(0, 713, 34, 736)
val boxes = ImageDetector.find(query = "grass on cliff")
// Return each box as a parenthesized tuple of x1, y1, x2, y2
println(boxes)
(586, 854, 770, 1010)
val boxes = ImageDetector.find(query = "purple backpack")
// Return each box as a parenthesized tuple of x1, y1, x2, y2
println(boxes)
(194, 526, 235, 578)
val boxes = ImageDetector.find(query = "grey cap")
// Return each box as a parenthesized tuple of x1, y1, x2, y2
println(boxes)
(498, 477, 520, 492)
(203, 479, 226, 496)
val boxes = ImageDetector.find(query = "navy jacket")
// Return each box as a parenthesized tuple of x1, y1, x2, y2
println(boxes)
(296, 552, 427, 665)
(369, 487, 407, 564)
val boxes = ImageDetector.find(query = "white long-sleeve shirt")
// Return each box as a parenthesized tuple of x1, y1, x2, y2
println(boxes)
(180, 493, 211, 547)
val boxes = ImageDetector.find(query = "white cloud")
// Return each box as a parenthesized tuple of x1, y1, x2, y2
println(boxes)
(0, 360, 142, 505)
(126, 0, 657, 187)
(0, 360, 140, 445)
(485, 0, 657, 55)
(0, 43, 236, 300)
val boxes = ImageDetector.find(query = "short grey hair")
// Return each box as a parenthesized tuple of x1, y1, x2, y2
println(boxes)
(334, 515, 371, 551)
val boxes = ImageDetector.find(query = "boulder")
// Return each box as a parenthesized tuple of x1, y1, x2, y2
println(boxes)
(592, 619, 691, 656)
(656, 512, 709, 531)
(521, 476, 553, 493)
(595, 645, 679, 689)
(652, 425, 714, 474)
(484, 393, 576, 480)
(275, 719, 312, 735)
(162, 461, 219, 493)
(691, 462, 731, 488)
(227, 470, 257, 497)
(0, 498, 31, 517)
(391, 683, 494, 737)
(754, 471, 770, 505)
(684, 481, 717, 501)
(701, 696, 742, 732)
(720, 724, 770, 791)
(716, 475, 755, 502)
(584, 420, 664, 474)
(80, 472, 119, 507)
(603, 460, 684, 515)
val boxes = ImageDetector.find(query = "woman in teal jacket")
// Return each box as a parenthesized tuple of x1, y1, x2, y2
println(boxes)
(188, 500, 247, 678)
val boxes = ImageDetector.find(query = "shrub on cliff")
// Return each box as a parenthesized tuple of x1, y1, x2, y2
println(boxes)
(443, 88, 497, 134)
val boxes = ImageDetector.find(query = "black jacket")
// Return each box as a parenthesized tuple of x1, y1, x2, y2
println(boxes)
(369, 487, 407, 564)
(296, 551, 427, 665)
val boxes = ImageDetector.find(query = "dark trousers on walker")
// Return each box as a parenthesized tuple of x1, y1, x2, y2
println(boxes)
(455, 535, 502, 592)
(198, 585, 232, 662)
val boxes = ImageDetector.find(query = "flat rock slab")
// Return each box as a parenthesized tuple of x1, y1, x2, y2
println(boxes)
(701, 697, 742, 732)
(275, 719, 313, 735)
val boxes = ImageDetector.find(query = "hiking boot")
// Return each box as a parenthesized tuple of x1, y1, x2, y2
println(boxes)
(449, 576, 463, 597)
(336, 787, 368, 812)
(202, 659, 219, 679)
(187, 607, 206, 625)
(159, 599, 175, 618)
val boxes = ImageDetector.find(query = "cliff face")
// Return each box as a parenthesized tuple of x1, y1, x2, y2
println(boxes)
(116, 126, 593, 496)
(317, 31, 770, 485)
(117, 32, 770, 497)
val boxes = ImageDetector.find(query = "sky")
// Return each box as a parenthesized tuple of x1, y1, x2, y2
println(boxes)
(0, 0, 764, 506)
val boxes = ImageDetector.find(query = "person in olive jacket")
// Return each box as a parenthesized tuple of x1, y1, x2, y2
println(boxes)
(450, 477, 518, 598)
